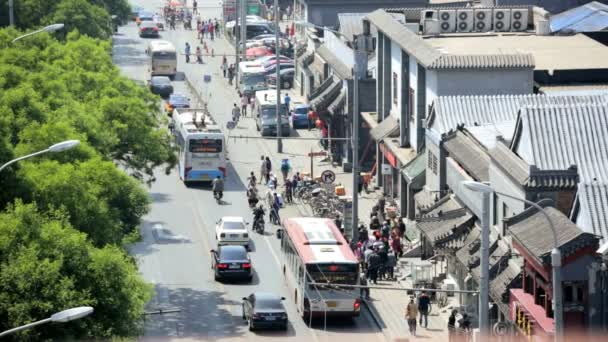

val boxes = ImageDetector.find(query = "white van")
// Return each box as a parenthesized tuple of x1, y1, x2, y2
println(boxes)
(147, 40, 177, 77)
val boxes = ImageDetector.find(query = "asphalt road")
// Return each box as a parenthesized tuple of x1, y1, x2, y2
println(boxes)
(115, 1, 385, 341)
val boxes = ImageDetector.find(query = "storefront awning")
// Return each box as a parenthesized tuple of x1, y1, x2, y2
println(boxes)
(328, 89, 346, 115)
(401, 153, 426, 189)
(370, 115, 399, 141)
(310, 76, 342, 113)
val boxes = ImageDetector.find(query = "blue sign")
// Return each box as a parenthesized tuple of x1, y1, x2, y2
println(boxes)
(204, 74, 212, 83)
(226, 121, 236, 130)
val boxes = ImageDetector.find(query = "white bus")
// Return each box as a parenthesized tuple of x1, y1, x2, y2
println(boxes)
(147, 40, 177, 77)
(172, 108, 227, 183)
(278, 217, 361, 319)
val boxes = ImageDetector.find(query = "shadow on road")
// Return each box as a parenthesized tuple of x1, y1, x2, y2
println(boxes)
(143, 285, 245, 338)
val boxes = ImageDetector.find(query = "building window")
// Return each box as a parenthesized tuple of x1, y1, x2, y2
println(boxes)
(427, 150, 438, 175)
(393, 72, 398, 104)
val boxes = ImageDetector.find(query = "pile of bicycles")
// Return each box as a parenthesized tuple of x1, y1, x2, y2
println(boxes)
(292, 179, 345, 219)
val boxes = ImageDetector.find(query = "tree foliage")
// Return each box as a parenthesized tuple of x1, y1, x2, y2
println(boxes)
(0, 202, 153, 341)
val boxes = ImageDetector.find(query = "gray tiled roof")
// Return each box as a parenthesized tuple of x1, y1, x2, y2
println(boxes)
(513, 99, 608, 183)
(575, 182, 608, 241)
(489, 141, 530, 186)
(414, 188, 441, 214)
(366, 9, 535, 70)
(316, 45, 352, 80)
(507, 205, 598, 263)
(370, 115, 400, 141)
(490, 260, 522, 308)
(429, 94, 541, 136)
(443, 131, 490, 181)
(416, 196, 474, 244)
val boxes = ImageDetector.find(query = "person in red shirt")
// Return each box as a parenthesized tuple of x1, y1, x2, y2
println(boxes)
(307, 110, 317, 131)
(321, 123, 328, 150)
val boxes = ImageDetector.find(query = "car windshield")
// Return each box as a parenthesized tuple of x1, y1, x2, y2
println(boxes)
(170, 94, 188, 102)
(261, 106, 288, 119)
(152, 77, 171, 85)
(220, 247, 247, 260)
(294, 107, 309, 115)
(139, 11, 154, 19)
(256, 297, 283, 310)
(223, 221, 245, 230)
(141, 22, 156, 28)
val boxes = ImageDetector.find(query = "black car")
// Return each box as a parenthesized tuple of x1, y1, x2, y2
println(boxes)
(266, 68, 295, 89)
(148, 76, 173, 98)
(139, 21, 159, 38)
(211, 245, 252, 281)
(242, 292, 288, 331)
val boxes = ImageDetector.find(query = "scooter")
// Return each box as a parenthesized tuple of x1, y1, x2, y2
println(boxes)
(213, 190, 223, 203)
(252, 208, 265, 234)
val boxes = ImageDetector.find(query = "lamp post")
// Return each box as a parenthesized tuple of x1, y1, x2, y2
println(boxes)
(0, 140, 80, 173)
(461, 180, 562, 342)
(293, 21, 361, 241)
(0, 306, 94, 337)
(274, 0, 283, 153)
(11, 24, 65, 43)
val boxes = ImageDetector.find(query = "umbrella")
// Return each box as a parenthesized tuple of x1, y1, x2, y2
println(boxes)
(167, 0, 183, 7)
(246, 47, 272, 59)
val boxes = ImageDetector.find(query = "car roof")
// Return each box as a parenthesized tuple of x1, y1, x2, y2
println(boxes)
(222, 216, 245, 223)
(295, 103, 310, 109)
(152, 76, 171, 82)
(140, 21, 156, 27)
(253, 292, 282, 301)
(219, 245, 248, 253)
(170, 93, 188, 99)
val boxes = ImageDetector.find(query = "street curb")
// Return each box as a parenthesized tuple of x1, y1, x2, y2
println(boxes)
(362, 300, 391, 339)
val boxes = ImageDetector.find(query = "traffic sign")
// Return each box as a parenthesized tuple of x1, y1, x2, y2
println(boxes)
(203, 74, 212, 83)
(320, 170, 336, 184)
(226, 121, 236, 130)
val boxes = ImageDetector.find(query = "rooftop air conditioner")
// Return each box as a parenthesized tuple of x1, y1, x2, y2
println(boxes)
(423, 19, 440, 36)
(456, 9, 474, 33)
(474, 8, 492, 32)
(510, 8, 529, 32)
(493, 8, 511, 32)
(420, 9, 438, 24)
(438, 9, 456, 33)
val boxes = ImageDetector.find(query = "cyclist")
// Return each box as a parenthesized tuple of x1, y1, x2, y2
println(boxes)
(212, 176, 224, 201)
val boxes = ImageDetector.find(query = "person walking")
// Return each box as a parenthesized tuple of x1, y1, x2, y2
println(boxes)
(284, 178, 293, 204)
(215, 19, 221, 37)
(195, 46, 203, 64)
(406, 297, 419, 336)
(265, 156, 272, 183)
(280, 158, 291, 183)
(231, 103, 241, 123)
(221, 57, 228, 78)
(367, 249, 381, 284)
(192, 0, 198, 14)
(418, 291, 432, 329)
(448, 309, 458, 342)
(185, 42, 191, 63)
(228, 64, 235, 85)
(259, 155, 267, 184)
(284, 93, 291, 112)
(240, 94, 248, 117)
(386, 249, 396, 280)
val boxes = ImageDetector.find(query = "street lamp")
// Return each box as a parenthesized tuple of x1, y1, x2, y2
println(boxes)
(293, 21, 361, 242)
(461, 180, 562, 341)
(0, 139, 80, 173)
(0, 306, 94, 337)
(11, 24, 65, 43)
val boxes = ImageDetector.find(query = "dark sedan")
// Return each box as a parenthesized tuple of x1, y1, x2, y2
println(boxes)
(139, 21, 159, 38)
(266, 68, 295, 89)
(242, 292, 288, 331)
(211, 245, 252, 282)
(149, 76, 173, 98)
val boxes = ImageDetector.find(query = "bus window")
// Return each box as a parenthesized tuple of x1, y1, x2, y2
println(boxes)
(153, 51, 177, 60)
(189, 139, 222, 153)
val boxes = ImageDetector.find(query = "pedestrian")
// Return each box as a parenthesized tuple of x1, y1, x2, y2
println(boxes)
(228, 64, 235, 85)
(386, 249, 396, 280)
(241, 94, 248, 117)
(381, 220, 391, 239)
(391, 233, 403, 258)
(195, 46, 203, 64)
(259, 155, 267, 184)
(307, 109, 316, 131)
(458, 313, 472, 334)
(265, 156, 272, 182)
(370, 215, 380, 231)
(284, 93, 291, 112)
(320, 123, 328, 150)
(378, 245, 388, 279)
(215, 19, 221, 37)
(359, 272, 370, 300)
(367, 249, 381, 284)
(448, 309, 457, 342)
(185, 43, 191, 63)
(358, 174, 364, 195)
(221, 57, 228, 78)
(378, 194, 386, 218)
(249, 96, 255, 114)
(398, 218, 407, 237)
(418, 291, 431, 328)
(280, 158, 290, 182)
(231, 103, 241, 123)
(363, 246, 373, 272)
(406, 297, 419, 336)
(193, 0, 198, 14)
(284, 178, 293, 203)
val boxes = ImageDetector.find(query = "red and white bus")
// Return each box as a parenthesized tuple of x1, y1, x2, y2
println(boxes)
(278, 217, 361, 319)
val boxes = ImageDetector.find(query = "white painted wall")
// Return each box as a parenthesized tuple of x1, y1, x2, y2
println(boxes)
(426, 70, 438, 116)
(390, 42, 402, 119)
(409, 56, 419, 151)
(488, 163, 527, 235)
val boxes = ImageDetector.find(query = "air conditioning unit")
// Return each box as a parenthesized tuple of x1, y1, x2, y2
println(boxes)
(456, 9, 474, 32)
(510, 8, 529, 32)
(438, 9, 456, 33)
(423, 19, 440, 36)
(474, 8, 492, 32)
(420, 9, 438, 24)
(493, 8, 511, 32)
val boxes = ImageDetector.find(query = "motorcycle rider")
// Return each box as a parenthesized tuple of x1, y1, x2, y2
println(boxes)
(252, 205, 265, 233)
(212, 175, 224, 200)
(247, 171, 257, 188)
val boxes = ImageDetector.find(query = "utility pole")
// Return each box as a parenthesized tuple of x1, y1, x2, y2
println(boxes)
(479, 191, 490, 337)
(240, 0, 246, 65)
(234, 0, 240, 87)
(351, 59, 360, 243)
(9, 0, 14, 26)
(275, 0, 283, 153)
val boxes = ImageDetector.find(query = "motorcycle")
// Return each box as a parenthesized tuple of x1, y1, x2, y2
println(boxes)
(252, 207, 265, 234)
(213, 190, 223, 203)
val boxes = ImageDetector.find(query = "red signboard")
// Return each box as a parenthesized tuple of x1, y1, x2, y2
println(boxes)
(379, 143, 397, 168)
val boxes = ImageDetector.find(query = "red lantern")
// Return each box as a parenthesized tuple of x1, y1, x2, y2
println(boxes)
(315, 119, 323, 128)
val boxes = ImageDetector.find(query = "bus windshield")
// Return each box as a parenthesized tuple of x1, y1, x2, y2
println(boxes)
(153, 51, 176, 60)
(242, 73, 266, 85)
(260, 106, 288, 118)
(189, 138, 222, 153)
(306, 263, 358, 286)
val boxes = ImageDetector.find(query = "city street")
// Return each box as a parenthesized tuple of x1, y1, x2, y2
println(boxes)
(114, 1, 385, 340)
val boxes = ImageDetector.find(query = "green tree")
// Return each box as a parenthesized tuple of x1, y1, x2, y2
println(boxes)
(0, 201, 152, 341)
(47, 0, 112, 39)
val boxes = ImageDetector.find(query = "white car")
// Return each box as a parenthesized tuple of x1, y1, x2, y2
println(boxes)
(216, 216, 250, 249)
